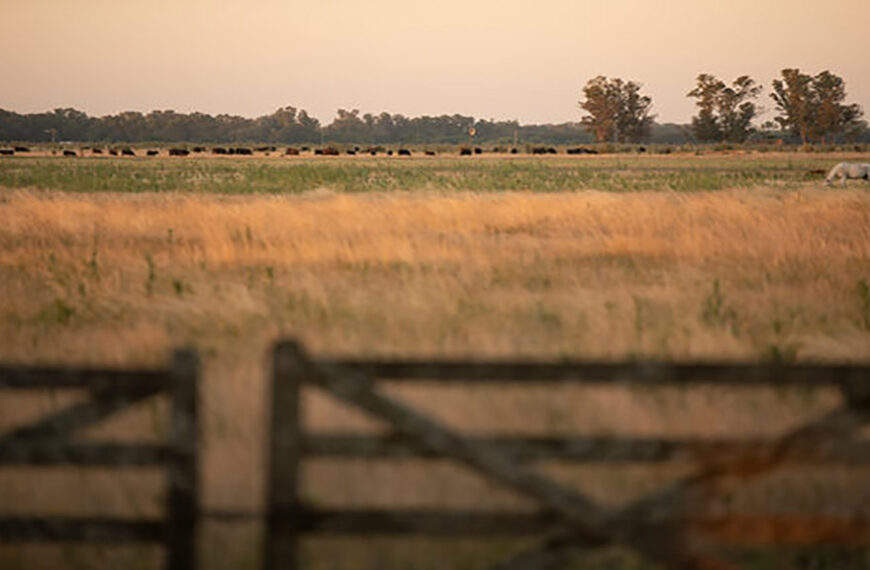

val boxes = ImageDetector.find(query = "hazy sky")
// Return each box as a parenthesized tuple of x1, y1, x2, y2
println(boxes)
(2, 0, 868, 125)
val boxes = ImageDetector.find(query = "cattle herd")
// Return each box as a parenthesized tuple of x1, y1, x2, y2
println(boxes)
(0, 144, 606, 158)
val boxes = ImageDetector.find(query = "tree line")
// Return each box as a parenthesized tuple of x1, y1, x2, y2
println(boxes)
(579, 68, 866, 144)
(1, 68, 866, 145)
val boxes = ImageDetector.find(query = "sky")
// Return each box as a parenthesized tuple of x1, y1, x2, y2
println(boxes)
(1, 0, 868, 125)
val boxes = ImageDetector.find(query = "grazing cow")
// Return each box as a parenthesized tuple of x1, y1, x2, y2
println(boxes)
(192, 146, 206, 153)
(212, 147, 228, 155)
(459, 147, 472, 156)
(14, 146, 29, 152)
(386, 150, 394, 156)
(122, 148, 135, 156)
(314, 149, 323, 155)
(92, 148, 103, 154)
(0, 149, 13, 156)
(424, 150, 436, 156)
(234, 147, 253, 155)
(301, 146, 310, 152)
(531, 147, 548, 155)
(108, 149, 118, 156)
(398, 149, 411, 156)
(346, 150, 357, 155)
(473, 147, 482, 154)
(321, 147, 340, 156)
(825, 162, 870, 186)
(63, 150, 77, 157)
(510, 148, 518, 154)
(285, 148, 300, 155)
(146, 150, 159, 156)
(169, 148, 189, 157)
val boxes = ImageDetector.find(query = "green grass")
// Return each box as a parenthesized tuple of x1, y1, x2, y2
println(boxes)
(0, 153, 858, 194)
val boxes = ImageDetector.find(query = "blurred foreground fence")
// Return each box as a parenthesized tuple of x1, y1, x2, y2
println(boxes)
(266, 341, 870, 570)
(0, 351, 199, 570)
(1, 342, 868, 570)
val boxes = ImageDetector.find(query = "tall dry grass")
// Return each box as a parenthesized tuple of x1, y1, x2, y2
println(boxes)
(1, 186, 869, 569)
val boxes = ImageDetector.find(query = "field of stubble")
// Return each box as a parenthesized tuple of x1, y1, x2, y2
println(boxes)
(0, 152, 869, 569)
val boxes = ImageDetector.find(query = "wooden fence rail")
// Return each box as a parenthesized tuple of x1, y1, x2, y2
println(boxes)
(265, 340, 870, 570)
(0, 350, 199, 570)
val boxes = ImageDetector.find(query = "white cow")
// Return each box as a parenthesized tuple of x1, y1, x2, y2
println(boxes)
(825, 162, 870, 186)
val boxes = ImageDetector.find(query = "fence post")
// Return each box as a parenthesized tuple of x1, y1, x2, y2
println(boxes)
(265, 341, 306, 570)
(166, 349, 199, 570)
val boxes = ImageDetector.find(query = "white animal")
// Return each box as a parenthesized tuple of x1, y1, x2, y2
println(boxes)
(825, 162, 870, 186)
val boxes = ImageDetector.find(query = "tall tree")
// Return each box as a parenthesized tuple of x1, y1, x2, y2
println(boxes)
(771, 69, 865, 143)
(687, 74, 760, 142)
(687, 74, 724, 142)
(717, 76, 762, 143)
(579, 76, 654, 143)
(770, 68, 817, 144)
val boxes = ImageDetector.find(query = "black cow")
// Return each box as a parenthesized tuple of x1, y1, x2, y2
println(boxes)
(531, 147, 548, 155)
(92, 148, 103, 154)
(122, 148, 136, 156)
(108, 149, 119, 156)
(63, 150, 77, 157)
(386, 150, 394, 156)
(398, 149, 411, 156)
(346, 150, 356, 155)
(459, 148, 472, 156)
(234, 147, 253, 155)
(473, 147, 482, 154)
(169, 148, 190, 157)
(212, 147, 228, 155)
(0, 149, 13, 156)
(192, 146, 206, 153)
(510, 148, 518, 154)
(14, 146, 29, 153)
(424, 150, 436, 156)
(146, 150, 159, 156)
(301, 146, 310, 152)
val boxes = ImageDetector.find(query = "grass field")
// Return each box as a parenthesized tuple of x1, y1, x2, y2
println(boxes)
(1, 152, 869, 569)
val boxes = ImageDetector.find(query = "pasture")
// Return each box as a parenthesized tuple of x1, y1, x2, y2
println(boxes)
(1, 152, 869, 569)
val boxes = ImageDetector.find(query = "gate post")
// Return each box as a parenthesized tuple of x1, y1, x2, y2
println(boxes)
(265, 341, 306, 570)
(166, 349, 200, 570)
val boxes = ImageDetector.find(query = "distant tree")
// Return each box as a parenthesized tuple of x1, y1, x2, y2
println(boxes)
(770, 69, 864, 144)
(579, 76, 654, 143)
(770, 69, 817, 144)
(687, 74, 761, 143)
(687, 74, 723, 142)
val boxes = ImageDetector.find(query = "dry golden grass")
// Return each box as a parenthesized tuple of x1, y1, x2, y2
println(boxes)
(1, 186, 869, 569)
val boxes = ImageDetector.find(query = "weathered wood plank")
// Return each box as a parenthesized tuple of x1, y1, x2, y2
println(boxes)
(303, 433, 870, 463)
(165, 350, 199, 570)
(298, 508, 561, 535)
(323, 359, 870, 388)
(689, 515, 870, 546)
(0, 386, 160, 445)
(0, 441, 168, 466)
(264, 342, 305, 570)
(0, 367, 168, 390)
(0, 517, 164, 542)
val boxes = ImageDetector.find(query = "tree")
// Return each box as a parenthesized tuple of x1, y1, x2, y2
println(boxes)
(770, 69, 817, 144)
(770, 69, 864, 144)
(579, 76, 654, 143)
(687, 74, 723, 142)
(687, 74, 761, 143)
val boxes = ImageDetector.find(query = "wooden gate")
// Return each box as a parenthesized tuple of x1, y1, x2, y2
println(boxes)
(0, 350, 199, 570)
(265, 340, 870, 570)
